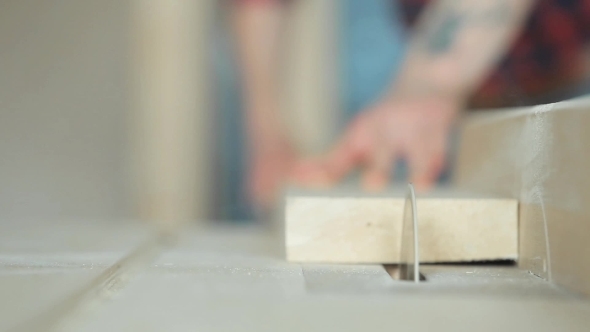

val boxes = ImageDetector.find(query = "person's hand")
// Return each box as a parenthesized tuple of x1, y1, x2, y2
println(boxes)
(291, 95, 461, 191)
(248, 133, 297, 210)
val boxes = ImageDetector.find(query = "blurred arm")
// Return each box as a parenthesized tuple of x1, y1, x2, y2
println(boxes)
(392, 0, 535, 100)
(233, 0, 298, 209)
(232, 0, 286, 149)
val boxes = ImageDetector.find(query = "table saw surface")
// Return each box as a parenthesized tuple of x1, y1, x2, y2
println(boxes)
(1, 220, 589, 332)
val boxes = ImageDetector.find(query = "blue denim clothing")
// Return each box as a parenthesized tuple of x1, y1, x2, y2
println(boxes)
(341, 0, 407, 121)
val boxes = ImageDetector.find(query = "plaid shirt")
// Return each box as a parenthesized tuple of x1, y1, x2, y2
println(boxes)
(400, 0, 590, 107)
(240, 0, 590, 106)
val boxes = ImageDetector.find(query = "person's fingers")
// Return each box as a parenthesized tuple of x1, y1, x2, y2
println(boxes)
(289, 144, 358, 189)
(248, 148, 297, 210)
(407, 125, 449, 191)
(320, 143, 358, 184)
(323, 116, 371, 181)
(407, 130, 436, 191)
(288, 139, 359, 189)
(361, 143, 394, 191)
(427, 125, 449, 181)
(289, 157, 333, 188)
(292, 115, 372, 188)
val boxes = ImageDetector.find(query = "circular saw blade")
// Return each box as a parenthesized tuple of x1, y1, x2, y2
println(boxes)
(399, 183, 420, 283)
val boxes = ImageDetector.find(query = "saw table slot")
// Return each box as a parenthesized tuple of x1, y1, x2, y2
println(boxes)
(384, 265, 427, 282)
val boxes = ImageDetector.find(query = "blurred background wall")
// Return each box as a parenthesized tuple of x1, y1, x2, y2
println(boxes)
(0, 0, 132, 220)
(0, 0, 338, 222)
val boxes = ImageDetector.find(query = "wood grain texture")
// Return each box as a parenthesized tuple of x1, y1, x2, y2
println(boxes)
(285, 195, 518, 263)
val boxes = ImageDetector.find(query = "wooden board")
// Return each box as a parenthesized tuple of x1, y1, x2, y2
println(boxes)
(285, 194, 518, 263)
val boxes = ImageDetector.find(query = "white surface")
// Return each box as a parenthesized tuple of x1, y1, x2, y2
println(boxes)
(1, 221, 589, 332)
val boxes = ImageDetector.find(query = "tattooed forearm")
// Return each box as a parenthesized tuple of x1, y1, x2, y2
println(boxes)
(393, 0, 534, 99)
(425, 9, 463, 54)
(420, 0, 514, 55)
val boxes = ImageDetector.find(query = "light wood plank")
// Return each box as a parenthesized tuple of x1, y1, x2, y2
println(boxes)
(285, 194, 518, 263)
